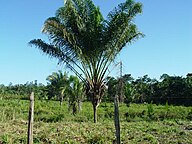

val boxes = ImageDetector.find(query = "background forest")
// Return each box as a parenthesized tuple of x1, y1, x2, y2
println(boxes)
(1, 72, 192, 106)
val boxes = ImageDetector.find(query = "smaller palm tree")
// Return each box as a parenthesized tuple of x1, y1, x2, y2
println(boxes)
(46, 70, 69, 106)
(68, 75, 85, 115)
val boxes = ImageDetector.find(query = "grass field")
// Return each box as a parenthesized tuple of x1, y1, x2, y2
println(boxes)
(0, 99, 192, 143)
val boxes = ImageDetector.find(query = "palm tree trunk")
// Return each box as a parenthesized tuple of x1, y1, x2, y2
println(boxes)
(72, 103, 77, 115)
(93, 104, 98, 123)
(67, 97, 70, 112)
(60, 96, 63, 107)
(92, 97, 101, 123)
(88, 86, 103, 123)
(78, 100, 82, 112)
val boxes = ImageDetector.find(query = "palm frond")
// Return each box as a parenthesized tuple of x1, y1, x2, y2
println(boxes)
(102, 0, 143, 62)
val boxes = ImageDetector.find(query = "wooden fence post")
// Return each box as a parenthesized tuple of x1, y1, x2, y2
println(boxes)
(27, 92, 34, 144)
(114, 94, 120, 144)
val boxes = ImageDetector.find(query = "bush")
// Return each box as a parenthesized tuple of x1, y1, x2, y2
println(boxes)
(87, 135, 105, 144)
(147, 102, 154, 120)
(187, 110, 192, 121)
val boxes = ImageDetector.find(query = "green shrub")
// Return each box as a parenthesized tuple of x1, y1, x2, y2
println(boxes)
(187, 109, 192, 121)
(74, 115, 88, 122)
(87, 134, 105, 144)
(147, 102, 154, 120)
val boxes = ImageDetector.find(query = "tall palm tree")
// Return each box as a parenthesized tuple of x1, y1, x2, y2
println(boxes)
(29, 0, 143, 123)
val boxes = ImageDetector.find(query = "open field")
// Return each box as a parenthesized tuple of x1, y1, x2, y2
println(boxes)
(0, 99, 192, 143)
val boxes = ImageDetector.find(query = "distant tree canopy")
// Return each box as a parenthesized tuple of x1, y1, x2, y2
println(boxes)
(1, 73, 192, 106)
(106, 74, 192, 106)
(0, 81, 47, 100)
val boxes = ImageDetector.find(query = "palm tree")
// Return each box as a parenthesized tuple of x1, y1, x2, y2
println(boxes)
(68, 75, 85, 114)
(29, 0, 143, 123)
(46, 70, 69, 106)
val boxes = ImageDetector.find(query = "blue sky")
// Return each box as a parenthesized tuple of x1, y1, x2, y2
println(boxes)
(0, 0, 192, 85)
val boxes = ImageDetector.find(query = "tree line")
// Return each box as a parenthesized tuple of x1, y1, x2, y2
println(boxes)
(106, 73, 192, 106)
(1, 72, 192, 106)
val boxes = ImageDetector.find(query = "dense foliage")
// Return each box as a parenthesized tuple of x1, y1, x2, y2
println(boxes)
(0, 81, 47, 100)
(1, 73, 192, 106)
(106, 73, 192, 106)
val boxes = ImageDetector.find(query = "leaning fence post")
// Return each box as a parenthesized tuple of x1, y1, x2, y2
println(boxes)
(27, 92, 34, 144)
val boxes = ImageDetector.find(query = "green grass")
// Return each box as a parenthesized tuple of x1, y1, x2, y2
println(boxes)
(1, 120, 192, 143)
(0, 99, 192, 143)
